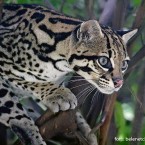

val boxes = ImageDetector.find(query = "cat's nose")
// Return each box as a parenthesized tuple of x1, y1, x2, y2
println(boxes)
(113, 78, 123, 88)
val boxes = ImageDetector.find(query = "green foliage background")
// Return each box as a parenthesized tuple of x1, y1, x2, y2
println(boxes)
(4, 0, 145, 145)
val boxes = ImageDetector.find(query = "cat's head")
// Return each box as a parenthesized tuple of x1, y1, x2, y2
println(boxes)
(68, 20, 137, 94)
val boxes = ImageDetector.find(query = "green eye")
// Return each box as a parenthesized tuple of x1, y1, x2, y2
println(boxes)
(98, 56, 112, 69)
(122, 60, 128, 71)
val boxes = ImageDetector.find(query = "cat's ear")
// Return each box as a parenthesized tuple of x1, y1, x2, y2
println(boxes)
(77, 20, 103, 42)
(117, 29, 138, 44)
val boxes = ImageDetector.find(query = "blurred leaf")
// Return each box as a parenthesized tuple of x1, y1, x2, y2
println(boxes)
(133, 0, 142, 6)
(122, 103, 134, 121)
(49, 0, 62, 10)
(114, 101, 126, 138)
(140, 120, 145, 145)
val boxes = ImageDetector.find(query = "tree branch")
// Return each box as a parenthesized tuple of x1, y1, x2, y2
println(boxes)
(99, 94, 117, 145)
(43, 0, 55, 9)
(125, 44, 145, 78)
(99, 0, 117, 26)
(112, 0, 129, 29)
(85, 0, 95, 19)
(132, 0, 145, 29)
(59, 0, 66, 13)
(36, 110, 77, 140)
(128, 0, 145, 53)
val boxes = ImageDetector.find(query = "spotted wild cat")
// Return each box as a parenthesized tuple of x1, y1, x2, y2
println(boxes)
(0, 4, 137, 145)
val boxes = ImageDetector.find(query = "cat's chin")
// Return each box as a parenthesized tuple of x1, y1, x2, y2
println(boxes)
(96, 85, 119, 94)
(98, 86, 122, 95)
(98, 88, 114, 95)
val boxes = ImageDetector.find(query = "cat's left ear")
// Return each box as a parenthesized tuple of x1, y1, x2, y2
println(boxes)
(117, 29, 138, 44)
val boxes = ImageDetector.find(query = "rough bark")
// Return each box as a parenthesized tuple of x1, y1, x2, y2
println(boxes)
(36, 110, 77, 140)
(99, 94, 117, 145)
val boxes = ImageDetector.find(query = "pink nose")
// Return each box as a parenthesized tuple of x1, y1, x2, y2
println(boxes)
(113, 79, 123, 88)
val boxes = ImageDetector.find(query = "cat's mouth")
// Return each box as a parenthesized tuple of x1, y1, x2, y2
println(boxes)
(97, 78, 123, 94)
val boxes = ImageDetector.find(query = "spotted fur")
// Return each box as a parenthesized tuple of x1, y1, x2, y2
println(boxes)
(0, 4, 137, 144)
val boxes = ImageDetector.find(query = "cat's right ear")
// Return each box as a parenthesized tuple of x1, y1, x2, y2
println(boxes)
(77, 20, 103, 42)
(117, 29, 138, 44)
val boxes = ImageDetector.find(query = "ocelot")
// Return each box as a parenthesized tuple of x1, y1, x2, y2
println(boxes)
(0, 4, 137, 145)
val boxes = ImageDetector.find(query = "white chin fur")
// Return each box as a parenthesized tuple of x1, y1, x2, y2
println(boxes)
(98, 86, 122, 94)
(97, 87, 114, 94)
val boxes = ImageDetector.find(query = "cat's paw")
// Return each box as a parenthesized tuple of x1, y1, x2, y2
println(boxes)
(76, 112, 98, 145)
(46, 88, 77, 113)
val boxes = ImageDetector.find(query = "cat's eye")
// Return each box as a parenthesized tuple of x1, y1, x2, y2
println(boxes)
(98, 56, 112, 69)
(122, 60, 128, 71)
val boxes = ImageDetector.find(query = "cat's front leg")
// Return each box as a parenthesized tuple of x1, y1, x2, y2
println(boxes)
(17, 82, 78, 113)
(41, 86, 77, 113)
(0, 82, 46, 145)
(76, 112, 98, 145)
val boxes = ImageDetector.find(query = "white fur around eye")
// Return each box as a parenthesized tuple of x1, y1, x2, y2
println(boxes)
(110, 58, 114, 68)
(121, 60, 128, 73)
(125, 56, 130, 61)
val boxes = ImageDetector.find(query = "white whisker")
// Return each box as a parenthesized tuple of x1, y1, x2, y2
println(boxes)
(69, 82, 90, 90)
(65, 75, 82, 78)
(65, 78, 95, 84)
(124, 84, 142, 108)
(86, 90, 100, 117)
(81, 87, 97, 107)
(91, 89, 99, 104)
(77, 86, 93, 101)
